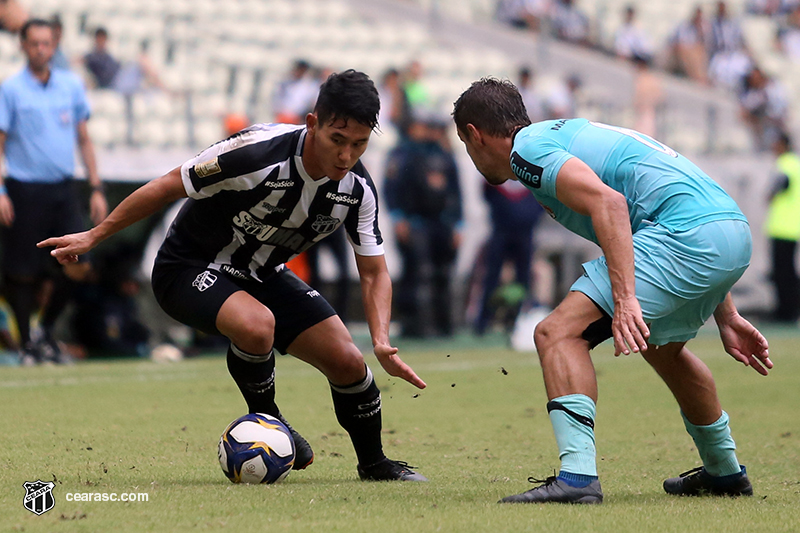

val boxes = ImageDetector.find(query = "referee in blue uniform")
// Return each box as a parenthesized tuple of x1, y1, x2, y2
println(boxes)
(0, 19, 107, 364)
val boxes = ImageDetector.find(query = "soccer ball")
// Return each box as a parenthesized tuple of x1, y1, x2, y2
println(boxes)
(218, 413, 296, 484)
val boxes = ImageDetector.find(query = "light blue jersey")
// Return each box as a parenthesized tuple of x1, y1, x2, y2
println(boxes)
(510, 119, 746, 243)
(509, 119, 751, 345)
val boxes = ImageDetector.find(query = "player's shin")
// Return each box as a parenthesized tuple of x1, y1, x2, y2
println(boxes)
(329, 365, 385, 467)
(682, 410, 741, 477)
(226, 344, 279, 417)
(548, 394, 599, 487)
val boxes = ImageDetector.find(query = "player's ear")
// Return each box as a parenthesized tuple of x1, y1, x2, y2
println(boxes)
(466, 123, 484, 145)
(305, 113, 318, 133)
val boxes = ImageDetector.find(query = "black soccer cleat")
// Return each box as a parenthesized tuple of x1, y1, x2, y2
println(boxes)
(357, 458, 428, 482)
(499, 475, 603, 504)
(276, 413, 314, 470)
(663, 465, 752, 497)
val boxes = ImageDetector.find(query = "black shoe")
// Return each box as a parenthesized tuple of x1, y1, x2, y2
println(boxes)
(500, 475, 603, 504)
(19, 343, 41, 367)
(37, 338, 72, 365)
(357, 458, 428, 482)
(276, 413, 314, 470)
(663, 465, 752, 497)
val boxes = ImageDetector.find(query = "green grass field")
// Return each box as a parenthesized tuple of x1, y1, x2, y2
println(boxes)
(1, 328, 798, 532)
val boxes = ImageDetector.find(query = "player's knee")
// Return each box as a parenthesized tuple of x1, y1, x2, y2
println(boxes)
(533, 317, 560, 355)
(324, 343, 366, 385)
(230, 312, 276, 355)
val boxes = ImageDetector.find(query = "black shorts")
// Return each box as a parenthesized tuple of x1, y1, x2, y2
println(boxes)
(1, 179, 86, 278)
(151, 262, 337, 354)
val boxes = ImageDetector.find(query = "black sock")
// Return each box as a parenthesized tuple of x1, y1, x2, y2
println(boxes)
(5, 279, 37, 345)
(226, 344, 279, 417)
(330, 366, 385, 467)
(41, 273, 74, 338)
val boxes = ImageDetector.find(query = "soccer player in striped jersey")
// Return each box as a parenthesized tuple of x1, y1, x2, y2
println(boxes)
(453, 78, 771, 503)
(39, 70, 428, 482)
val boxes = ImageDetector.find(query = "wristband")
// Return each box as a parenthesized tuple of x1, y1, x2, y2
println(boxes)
(91, 183, 106, 194)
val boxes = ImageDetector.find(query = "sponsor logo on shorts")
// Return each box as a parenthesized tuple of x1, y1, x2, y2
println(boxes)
(311, 214, 340, 234)
(194, 157, 222, 178)
(325, 192, 359, 205)
(192, 271, 218, 292)
(221, 264, 248, 280)
(510, 152, 544, 189)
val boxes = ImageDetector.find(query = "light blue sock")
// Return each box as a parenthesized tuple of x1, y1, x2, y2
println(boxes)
(548, 394, 597, 477)
(682, 410, 741, 477)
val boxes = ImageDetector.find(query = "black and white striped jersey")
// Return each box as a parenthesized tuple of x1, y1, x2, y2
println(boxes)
(156, 123, 384, 282)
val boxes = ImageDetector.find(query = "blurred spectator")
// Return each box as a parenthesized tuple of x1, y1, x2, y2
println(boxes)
(517, 67, 545, 122)
(544, 73, 581, 118)
(72, 245, 150, 357)
(49, 15, 69, 70)
(765, 131, 800, 323)
(614, 5, 653, 61)
(0, 19, 107, 365)
(378, 67, 412, 138)
(272, 59, 318, 124)
(668, 6, 711, 84)
(776, 5, 800, 61)
(474, 179, 543, 336)
(402, 60, 431, 114)
(738, 66, 789, 151)
(551, 0, 590, 45)
(495, 0, 551, 31)
(0, 0, 27, 34)
(83, 27, 121, 89)
(632, 55, 664, 138)
(709, 1, 747, 56)
(224, 113, 250, 137)
(384, 116, 462, 338)
(706, 1, 752, 88)
(306, 227, 351, 324)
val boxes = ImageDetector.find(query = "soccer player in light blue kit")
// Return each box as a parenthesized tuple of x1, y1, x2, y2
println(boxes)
(453, 78, 772, 504)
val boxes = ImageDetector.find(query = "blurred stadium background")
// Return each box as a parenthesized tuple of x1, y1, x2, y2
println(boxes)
(3, 0, 794, 337)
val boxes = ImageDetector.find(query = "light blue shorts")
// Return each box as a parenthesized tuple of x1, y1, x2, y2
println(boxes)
(571, 219, 751, 346)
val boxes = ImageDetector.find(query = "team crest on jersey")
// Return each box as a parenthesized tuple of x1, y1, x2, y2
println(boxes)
(192, 271, 218, 292)
(311, 214, 340, 234)
(195, 157, 222, 178)
(510, 152, 543, 189)
(23, 480, 55, 516)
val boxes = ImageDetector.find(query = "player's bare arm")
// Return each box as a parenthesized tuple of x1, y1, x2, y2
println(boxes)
(37, 166, 187, 263)
(714, 292, 772, 375)
(355, 253, 426, 389)
(555, 157, 650, 355)
(76, 120, 108, 225)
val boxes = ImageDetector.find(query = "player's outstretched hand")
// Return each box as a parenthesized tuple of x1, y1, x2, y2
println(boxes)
(612, 295, 650, 356)
(374, 343, 426, 389)
(37, 230, 96, 265)
(718, 313, 772, 375)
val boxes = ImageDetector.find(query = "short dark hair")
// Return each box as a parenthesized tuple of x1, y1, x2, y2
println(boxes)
(314, 69, 380, 130)
(95, 27, 109, 38)
(452, 77, 531, 137)
(20, 19, 53, 41)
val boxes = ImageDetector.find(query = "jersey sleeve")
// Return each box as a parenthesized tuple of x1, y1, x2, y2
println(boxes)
(180, 134, 274, 199)
(344, 171, 385, 257)
(72, 75, 91, 122)
(511, 136, 574, 199)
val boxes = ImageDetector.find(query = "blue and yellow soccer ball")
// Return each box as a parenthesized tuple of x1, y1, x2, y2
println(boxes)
(218, 413, 296, 484)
